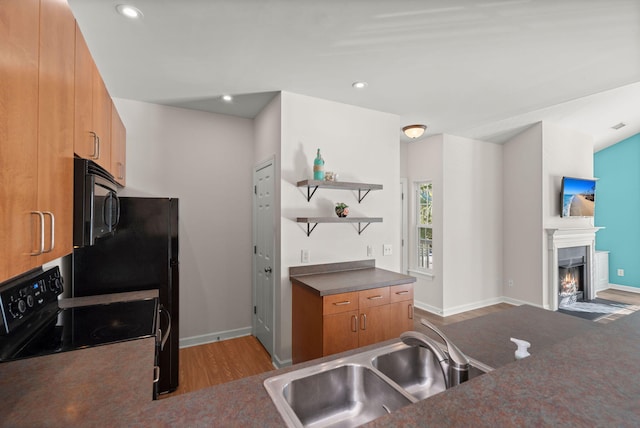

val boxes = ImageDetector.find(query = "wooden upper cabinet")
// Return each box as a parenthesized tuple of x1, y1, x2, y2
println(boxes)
(111, 104, 126, 186)
(74, 23, 112, 171)
(0, 0, 41, 281)
(37, 0, 76, 263)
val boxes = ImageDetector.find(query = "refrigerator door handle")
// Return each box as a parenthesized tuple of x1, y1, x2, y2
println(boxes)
(160, 305, 172, 351)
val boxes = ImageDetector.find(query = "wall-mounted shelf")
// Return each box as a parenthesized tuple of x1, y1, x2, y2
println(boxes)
(296, 180, 383, 203)
(297, 217, 383, 236)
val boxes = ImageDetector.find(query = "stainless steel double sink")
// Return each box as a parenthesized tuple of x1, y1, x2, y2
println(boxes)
(264, 342, 493, 427)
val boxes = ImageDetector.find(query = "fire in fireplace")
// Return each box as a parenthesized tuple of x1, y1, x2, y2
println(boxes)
(558, 246, 588, 307)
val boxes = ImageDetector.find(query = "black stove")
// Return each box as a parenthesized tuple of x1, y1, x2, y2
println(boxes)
(0, 267, 157, 363)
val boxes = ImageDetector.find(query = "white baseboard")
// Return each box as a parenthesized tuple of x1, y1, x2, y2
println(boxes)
(415, 295, 550, 317)
(272, 354, 292, 369)
(608, 283, 640, 294)
(179, 326, 253, 349)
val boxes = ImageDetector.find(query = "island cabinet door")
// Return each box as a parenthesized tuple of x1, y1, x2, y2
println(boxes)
(358, 304, 392, 347)
(387, 301, 414, 339)
(323, 310, 359, 356)
(387, 283, 414, 338)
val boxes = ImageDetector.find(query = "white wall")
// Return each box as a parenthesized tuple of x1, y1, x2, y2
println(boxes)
(502, 121, 594, 308)
(442, 135, 503, 313)
(113, 98, 255, 344)
(404, 134, 503, 316)
(253, 94, 283, 362)
(278, 92, 401, 364)
(405, 135, 444, 313)
(503, 123, 544, 306)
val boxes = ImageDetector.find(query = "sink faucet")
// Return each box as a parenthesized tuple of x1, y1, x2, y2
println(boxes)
(400, 319, 470, 388)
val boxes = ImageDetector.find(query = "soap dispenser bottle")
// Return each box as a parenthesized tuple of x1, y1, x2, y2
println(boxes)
(510, 337, 531, 360)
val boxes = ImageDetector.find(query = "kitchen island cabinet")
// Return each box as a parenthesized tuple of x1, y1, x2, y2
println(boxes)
(290, 260, 416, 363)
(5, 305, 638, 427)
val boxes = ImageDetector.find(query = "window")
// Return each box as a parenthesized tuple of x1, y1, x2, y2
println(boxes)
(416, 182, 433, 271)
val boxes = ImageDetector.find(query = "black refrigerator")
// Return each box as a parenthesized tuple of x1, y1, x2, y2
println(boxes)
(72, 197, 179, 395)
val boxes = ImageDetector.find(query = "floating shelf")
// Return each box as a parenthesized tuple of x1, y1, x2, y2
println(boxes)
(297, 217, 383, 236)
(296, 180, 383, 203)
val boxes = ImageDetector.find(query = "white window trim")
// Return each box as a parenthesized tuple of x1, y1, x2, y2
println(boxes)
(414, 181, 433, 275)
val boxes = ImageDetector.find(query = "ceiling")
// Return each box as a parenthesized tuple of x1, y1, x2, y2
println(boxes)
(68, 0, 640, 151)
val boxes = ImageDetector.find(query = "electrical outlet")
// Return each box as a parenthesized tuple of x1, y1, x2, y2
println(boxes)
(367, 245, 374, 257)
(383, 244, 392, 256)
(617, 269, 624, 277)
(507, 279, 514, 287)
(301, 249, 310, 263)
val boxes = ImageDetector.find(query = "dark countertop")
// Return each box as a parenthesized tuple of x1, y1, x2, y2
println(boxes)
(290, 259, 416, 296)
(8, 305, 640, 427)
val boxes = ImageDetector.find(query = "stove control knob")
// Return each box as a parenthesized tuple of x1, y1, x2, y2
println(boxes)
(17, 299, 26, 313)
(26, 295, 34, 308)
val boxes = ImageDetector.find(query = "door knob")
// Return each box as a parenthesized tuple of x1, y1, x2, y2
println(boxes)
(264, 267, 272, 273)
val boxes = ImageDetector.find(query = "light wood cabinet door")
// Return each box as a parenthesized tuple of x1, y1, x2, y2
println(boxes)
(388, 301, 414, 339)
(358, 304, 392, 347)
(323, 310, 359, 356)
(111, 104, 126, 186)
(0, 0, 41, 281)
(37, 0, 75, 263)
(73, 24, 95, 160)
(92, 69, 111, 170)
(74, 24, 112, 171)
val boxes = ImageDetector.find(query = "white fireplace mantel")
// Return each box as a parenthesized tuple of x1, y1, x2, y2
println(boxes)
(546, 227, 604, 311)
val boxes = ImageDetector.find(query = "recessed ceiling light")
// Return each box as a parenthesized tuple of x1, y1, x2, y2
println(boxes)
(116, 4, 143, 19)
(221, 94, 233, 102)
(611, 122, 626, 130)
(352, 81, 368, 89)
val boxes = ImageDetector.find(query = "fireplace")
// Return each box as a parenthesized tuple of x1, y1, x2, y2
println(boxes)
(557, 246, 587, 307)
(546, 227, 602, 311)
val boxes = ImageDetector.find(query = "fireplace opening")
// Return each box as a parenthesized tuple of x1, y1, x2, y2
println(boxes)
(558, 246, 588, 307)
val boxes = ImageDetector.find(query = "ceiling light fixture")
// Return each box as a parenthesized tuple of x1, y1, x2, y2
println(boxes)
(611, 122, 626, 130)
(352, 81, 368, 89)
(116, 4, 143, 19)
(402, 124, 427, 139)
(221, 94, 233, 102)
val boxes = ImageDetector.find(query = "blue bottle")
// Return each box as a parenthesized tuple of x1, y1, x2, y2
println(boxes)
(313, 149, 325, 180)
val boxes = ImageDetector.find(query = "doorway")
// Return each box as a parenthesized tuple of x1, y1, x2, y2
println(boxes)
(253, 158, 275, 357)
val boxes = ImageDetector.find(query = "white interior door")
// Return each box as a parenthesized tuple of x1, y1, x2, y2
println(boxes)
(253, 160, 275, 356)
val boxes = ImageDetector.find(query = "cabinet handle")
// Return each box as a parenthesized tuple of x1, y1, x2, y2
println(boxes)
(117, 162, 124, 180)
(89, 131, 99, 159)
(360, 313, 367, 330)
(395, 291, 409, 295)
(42, 211, 54, 253)
(408, 304, 413, 320)
(351, 315, 358, 332)
(96, 135, 101, 159)
(367, 295, 383, 300)
(333, 300, 351, 306)
(153, 366, 160, 383)
(30, 211, 45, 256)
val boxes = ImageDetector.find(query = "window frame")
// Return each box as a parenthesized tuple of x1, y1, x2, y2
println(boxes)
(415, 181, 433, 273)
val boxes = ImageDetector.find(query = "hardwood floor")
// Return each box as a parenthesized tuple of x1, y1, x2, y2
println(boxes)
(160, 335, 275, 399)
(161, 289, 640, 399)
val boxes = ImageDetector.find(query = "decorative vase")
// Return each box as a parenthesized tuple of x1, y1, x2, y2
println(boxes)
(335, 203, 349, 218)
(313, 148, 325, 180)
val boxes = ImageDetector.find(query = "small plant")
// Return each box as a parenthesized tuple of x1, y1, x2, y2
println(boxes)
(335, 202, 349, 218)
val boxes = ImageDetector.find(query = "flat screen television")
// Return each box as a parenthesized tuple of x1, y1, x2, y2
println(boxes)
(561, 176, 596, 217)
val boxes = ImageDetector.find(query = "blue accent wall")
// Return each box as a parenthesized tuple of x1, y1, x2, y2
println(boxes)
(594, 133, 640, 288)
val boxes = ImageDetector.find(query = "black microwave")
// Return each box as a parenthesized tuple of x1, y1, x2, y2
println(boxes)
(73, 158, 120, 247)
